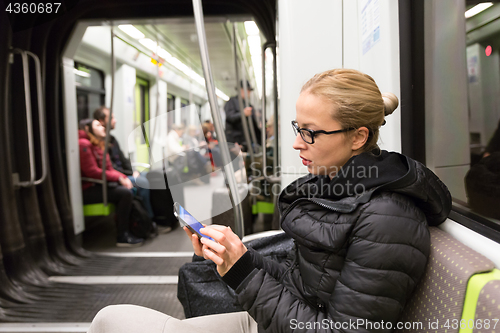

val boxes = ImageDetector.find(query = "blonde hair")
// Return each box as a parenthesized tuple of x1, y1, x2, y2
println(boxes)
(301, 68, 398, 152)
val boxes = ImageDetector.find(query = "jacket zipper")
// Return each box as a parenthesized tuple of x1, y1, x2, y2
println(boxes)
(280, 197, 349, 223)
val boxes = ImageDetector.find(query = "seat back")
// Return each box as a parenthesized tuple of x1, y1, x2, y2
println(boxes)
(471, 271, 500, 333)
(397, 227, 495, 333)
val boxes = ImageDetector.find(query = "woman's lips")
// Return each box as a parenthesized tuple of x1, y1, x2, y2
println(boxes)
(301, 157, 312, 166)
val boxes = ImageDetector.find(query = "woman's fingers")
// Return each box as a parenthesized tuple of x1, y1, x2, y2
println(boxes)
(183, 227, 203, 256)
(203, 248, 224, 265)
(200, 225, 238, 245)
(200, 237, 226, 255)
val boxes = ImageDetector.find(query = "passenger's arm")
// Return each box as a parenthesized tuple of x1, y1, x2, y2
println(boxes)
(223, 201, 429, 332)
(166, 132, 184, 156)
(113, 139, 133, 175)
(79, 141, 125, 182)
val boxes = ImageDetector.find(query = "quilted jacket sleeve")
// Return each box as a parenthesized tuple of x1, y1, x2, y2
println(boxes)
(233, 196, 430, 333)
(80, 139, 125, 182)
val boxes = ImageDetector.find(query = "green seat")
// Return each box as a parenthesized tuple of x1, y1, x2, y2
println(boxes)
(83, 203, 115, 216)
(252, 201, 274, 215)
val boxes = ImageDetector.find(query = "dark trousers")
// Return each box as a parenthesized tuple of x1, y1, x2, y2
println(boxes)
(82, 185, 133, 236)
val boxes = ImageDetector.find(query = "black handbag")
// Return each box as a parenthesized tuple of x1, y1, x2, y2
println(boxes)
(177, 232, 294, 318)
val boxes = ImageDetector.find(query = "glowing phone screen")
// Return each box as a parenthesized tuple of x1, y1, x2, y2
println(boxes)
(179, 205, 214, 241)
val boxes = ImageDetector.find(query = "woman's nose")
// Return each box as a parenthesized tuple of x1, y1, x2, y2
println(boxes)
(292, 133, 306, 150)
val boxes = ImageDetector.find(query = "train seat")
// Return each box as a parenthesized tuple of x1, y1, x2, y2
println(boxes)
(397, 227, 497, 333)
(83, 203, 115, 216)
(472, 275, 500, 331)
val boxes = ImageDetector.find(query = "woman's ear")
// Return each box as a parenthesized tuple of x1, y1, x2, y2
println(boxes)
(351, 127, 369, 151)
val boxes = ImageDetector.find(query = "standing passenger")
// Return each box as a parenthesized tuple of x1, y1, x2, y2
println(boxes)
(88, 69, 452, 332)
(224, 80, 262, 152)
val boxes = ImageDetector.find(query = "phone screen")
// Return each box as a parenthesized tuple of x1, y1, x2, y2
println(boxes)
(178, 205, 214, 241)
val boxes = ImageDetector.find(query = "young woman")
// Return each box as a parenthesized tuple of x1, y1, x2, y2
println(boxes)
(79, 119, 144, 247)
(88, 69, 451, 332)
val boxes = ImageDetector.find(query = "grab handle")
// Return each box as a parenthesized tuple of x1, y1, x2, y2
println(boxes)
(10, 48, 35, 187)
(25, 51, 48, 186)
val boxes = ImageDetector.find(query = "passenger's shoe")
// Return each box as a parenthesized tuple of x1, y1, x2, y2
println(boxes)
(157, 225, 172, 234)
(154, 218, 173, 234)
(116, 232, 144, 247)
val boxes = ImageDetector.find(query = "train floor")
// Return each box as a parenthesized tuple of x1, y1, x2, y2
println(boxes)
(0, 173, 231, 333)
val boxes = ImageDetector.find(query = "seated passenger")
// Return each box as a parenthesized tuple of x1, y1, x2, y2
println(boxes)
(483, 118, 500, 158)
(202, 123, 219, 170)
(79, 119, 144, 247)
(88, 69, 452, 332)
(184, 125, 211, 177)
(93, 106, 156, 223)
(167, 124, 208, 184)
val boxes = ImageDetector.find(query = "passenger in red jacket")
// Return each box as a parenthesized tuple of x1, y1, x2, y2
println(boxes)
(79, 119, 144, 247)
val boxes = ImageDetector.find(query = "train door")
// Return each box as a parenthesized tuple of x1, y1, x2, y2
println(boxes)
(134, 76, 150, 166)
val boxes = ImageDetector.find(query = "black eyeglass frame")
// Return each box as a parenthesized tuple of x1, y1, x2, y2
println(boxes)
(291, 120, 355, 144)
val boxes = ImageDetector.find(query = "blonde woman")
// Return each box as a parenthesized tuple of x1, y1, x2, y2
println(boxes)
(88, 69, 451, 332)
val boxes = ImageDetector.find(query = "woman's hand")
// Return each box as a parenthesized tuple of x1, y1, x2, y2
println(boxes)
(119, 177, 134, 189)
(183, 226, 204, 257)
(199, 225, 247, 277)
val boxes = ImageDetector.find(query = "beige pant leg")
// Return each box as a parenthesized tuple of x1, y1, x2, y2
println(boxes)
(88, 305, 257, 333)
(178, 311, 258, 333)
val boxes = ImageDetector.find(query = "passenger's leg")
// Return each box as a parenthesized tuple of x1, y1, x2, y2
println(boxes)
(106, 186, 133, 237)
(88, 305, 257, 333)
(82, 185, 105, 205)
(180, 311, 257, 333)
(88, 305, 170, 333)
(128, 174, 154, 218)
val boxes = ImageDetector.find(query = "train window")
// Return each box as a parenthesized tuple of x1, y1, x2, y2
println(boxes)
(454, 4, 500, 233)
(180, 98, 189, 109)
(167, 93, 175, 129)
(167, 93, 175, 112)
(74, 62, 105, 120)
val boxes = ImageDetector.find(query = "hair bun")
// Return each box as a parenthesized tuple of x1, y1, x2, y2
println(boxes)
(382, 92, 399, 116)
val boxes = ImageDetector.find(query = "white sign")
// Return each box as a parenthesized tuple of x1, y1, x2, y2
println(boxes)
(360, 0, 381, 55)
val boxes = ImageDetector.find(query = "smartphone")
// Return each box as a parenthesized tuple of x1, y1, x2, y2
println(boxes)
(173, 202, 214, 241)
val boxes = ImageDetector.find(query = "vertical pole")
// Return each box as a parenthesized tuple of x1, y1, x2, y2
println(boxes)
(102, 24, 116, 206)
(192, 0, 245, 238)
(233, 24, 256, 178)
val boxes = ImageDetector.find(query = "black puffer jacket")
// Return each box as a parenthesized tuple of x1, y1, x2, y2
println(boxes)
(222, 151, 452, 332)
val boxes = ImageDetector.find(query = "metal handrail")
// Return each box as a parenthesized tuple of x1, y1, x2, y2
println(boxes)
(261, 43, 280, 184)
(131, 162, 151, 169)
(272, 45, 279, 171)
(25, 51, 48, 186)
(233, 24, 256, 179)
(240, 59, 260, 154)
(101, 25, 116, 206)
(10, 48, 35, 187)
(192, 0, 245, 238)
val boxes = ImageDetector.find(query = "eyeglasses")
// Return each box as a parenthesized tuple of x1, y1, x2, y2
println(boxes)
(291, 120, 355, 144)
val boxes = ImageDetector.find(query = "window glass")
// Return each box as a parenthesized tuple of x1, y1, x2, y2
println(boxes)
(463, 5, 500, 225)
(74, 62, 105, 120)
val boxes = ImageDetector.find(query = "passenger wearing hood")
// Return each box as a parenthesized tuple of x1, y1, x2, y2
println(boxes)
(88, 69, 452, 333)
